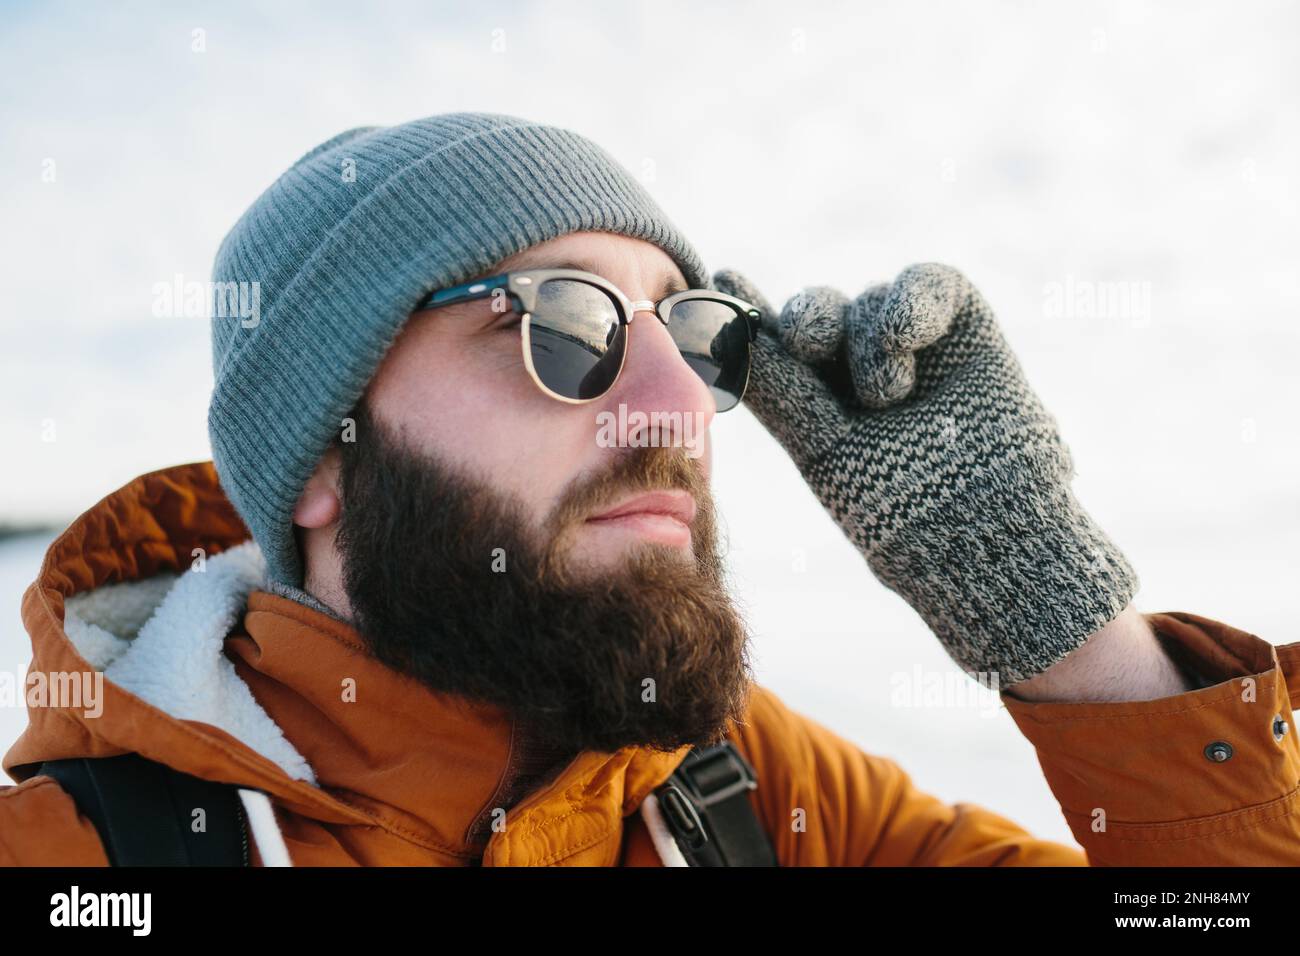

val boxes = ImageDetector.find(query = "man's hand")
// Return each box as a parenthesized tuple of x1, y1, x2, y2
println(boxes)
(715, 264, 1139, 685)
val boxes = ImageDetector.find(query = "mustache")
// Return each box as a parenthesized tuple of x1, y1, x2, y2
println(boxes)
(539, 444, 715, 575)
(543, 444, 708, 537)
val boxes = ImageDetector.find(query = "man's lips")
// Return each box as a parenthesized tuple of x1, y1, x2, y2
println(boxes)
(585, 490, 697, 548)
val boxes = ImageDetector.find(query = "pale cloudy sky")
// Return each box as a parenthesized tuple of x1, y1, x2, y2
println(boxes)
(2, 0, 1297, 845)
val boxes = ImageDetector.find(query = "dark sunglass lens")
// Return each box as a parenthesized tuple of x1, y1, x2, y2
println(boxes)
(527, 280, 624, 400)
(668, 299, 752, 411)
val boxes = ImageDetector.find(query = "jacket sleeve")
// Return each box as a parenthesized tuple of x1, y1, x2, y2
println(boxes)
(0, 775, 110, 866)
(999, 611, 1300, 865)
(729, 684, 1087, 865)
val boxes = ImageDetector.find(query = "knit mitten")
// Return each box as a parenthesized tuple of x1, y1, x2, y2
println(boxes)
(716, 264, 1138, 684)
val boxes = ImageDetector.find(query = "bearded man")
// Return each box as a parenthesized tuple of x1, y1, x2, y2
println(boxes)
(4, 113, 1297, 867)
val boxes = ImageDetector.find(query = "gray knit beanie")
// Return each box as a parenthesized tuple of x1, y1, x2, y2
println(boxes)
(208, 112, 710, 586)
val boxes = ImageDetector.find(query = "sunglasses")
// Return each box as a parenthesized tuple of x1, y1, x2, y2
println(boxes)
(415, 269, 763, 412)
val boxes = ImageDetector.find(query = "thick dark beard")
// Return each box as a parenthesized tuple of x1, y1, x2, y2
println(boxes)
(334, 401, 754, 756)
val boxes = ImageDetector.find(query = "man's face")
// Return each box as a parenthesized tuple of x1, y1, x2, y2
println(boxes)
(365, 231, 719, 579)
(316, 231, 754, 756)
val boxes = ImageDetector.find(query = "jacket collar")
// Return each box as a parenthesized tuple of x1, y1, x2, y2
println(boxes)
(7, 461, 692, 865)
(228, 587, 695, 862)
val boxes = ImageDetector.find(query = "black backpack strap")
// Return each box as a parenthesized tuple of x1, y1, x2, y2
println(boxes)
(38, 754, 249, 866)
(652, 740, 778, 866)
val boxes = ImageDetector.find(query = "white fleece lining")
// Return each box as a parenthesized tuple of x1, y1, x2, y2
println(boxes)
(238, 789, 293, 866)
(639, 793, 689, 867)
(62, 541, 316, 786)
(64, 573, 177, 644)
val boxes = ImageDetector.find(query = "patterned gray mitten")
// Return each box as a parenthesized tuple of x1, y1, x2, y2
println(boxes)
(716, 264, 1138, 684)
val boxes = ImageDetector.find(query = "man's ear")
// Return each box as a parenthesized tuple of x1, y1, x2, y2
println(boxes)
(293, 444, 343, 529)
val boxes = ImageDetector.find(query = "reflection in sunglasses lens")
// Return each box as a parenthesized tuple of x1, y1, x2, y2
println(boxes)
(526, 282, 751, 409)
(669, 298, 751, 411)
(528, 280, 624, 400)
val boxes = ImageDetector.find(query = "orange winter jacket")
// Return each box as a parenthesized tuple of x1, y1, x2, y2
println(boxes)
(2, 462, 1298, 866)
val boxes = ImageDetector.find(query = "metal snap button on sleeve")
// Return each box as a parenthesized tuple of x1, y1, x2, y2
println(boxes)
(1204, 741, 1234, 762)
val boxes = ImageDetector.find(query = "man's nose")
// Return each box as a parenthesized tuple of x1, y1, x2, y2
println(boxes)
(601, 303, 717, 443)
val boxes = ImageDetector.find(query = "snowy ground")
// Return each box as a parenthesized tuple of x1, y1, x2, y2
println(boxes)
(2, 0, 1297, 851)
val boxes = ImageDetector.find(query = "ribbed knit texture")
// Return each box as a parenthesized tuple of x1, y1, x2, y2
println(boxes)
(209, 112, 710, 585)
(715, 264, 1139, 684)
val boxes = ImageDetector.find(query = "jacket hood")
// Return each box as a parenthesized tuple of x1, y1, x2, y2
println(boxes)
(5, 461, 696, 865)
